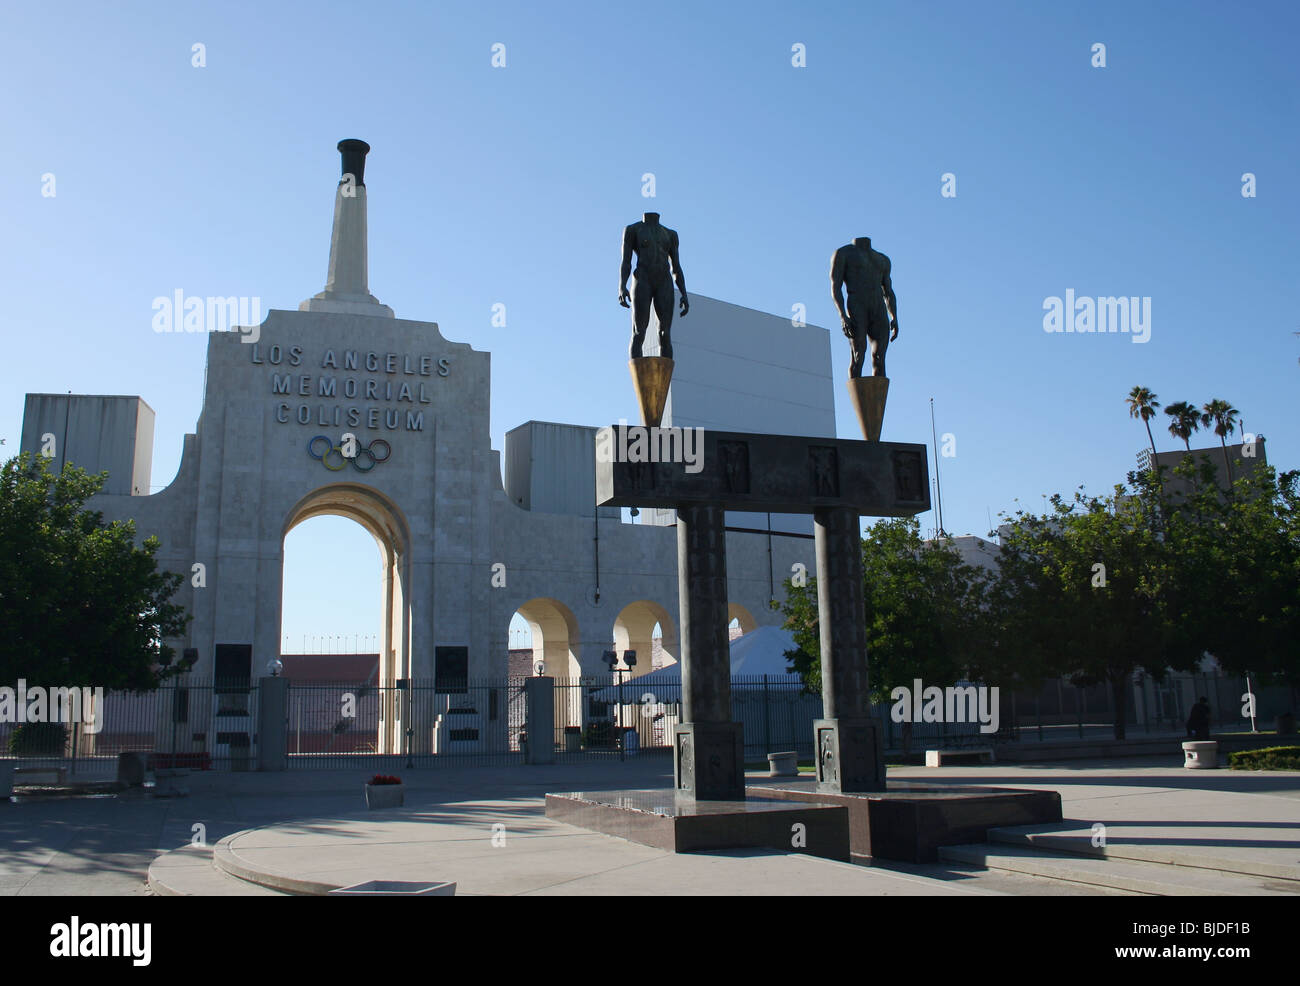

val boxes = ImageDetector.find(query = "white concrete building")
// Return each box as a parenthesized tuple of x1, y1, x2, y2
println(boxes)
(18, 141, 825, 755)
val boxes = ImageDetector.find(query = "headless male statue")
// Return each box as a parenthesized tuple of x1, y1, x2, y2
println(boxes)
(830, 236, 898, 378)
(619, 212, 688, 359)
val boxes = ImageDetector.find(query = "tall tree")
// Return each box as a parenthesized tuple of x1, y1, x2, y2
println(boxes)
(1200, 398, 1240, 485)
(779, 518, 991, 751)
(0, 453, 191, 689)
(1163, 401, 1201, 451)
(1126, 386, 1161, 460)
(1164, 457, 1300, 688)
(989, 480, 1184, 740)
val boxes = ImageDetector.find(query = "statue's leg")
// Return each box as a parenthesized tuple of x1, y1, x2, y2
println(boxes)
(651, 272, 675, 359)
(630, 273, 653, 359)
(867, 303, 889, 377)
(849, 331, 867, 378)
(846, 308, 867, 378)
(846, 299, 867, 378)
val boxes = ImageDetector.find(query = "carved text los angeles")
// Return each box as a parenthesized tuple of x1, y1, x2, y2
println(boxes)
(250, 344, 451, 432)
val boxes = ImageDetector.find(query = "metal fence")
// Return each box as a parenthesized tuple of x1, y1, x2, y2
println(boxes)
(284, 678, 531, 768)
(583, 674, 823, 761)
(5, 669, 1289, 778)
(0, 677, 259, 778)
(1004, 671, 1297, 742)
(282, 674, 823, 768)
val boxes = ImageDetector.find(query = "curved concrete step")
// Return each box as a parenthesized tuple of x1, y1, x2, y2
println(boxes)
(939, 843, 1297, 896)
(148, 844, 287, 896)
(987, 823, 1300, 883)
(212, 833, 339, 895)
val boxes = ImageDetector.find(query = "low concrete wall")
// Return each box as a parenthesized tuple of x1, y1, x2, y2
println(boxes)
(994, 733, 1289, 763)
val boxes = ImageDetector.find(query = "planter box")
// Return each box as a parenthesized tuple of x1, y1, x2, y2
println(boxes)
(1183, 741, 1218, 769)
(329, 880, 456, 896)
(365, 783, 405, 810)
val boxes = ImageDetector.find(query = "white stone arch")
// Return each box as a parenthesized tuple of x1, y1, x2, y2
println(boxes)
(281, 483, 412, 753)
(514, 597, 583, 732)
(728, 602, 758, 637)
(612, 599, 678, 676)
(514, 597, 582, 679)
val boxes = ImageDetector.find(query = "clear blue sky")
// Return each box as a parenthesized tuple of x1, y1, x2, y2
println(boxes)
(2, 1, 1295, 649)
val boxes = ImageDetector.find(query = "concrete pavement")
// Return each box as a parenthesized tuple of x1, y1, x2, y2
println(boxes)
(4, 754, 1298, 895)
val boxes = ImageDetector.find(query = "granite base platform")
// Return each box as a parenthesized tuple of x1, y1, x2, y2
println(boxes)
(749, 781, 1063, 863)
(545, 790, 850, 861)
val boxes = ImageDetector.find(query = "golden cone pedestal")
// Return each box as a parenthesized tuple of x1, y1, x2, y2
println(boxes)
(629, 357, 674, 427)
(847, 376, 889, 441)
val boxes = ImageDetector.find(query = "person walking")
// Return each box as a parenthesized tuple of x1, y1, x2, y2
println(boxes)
(1186, 696, 1212, 741)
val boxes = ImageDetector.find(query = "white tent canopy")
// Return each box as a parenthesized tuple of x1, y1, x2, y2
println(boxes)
(604, 626, 802, 693)
(726, 625, 803, 676)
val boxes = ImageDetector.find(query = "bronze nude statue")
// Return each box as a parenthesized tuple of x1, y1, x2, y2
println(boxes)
(830, 236, 898, 378)
(620, 212, 688, 359)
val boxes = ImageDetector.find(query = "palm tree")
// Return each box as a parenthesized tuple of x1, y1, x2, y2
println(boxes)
(1200, 398, 1240, 485)
(1126, 386, 1160, 461)
(1163, 401, 1200, 451)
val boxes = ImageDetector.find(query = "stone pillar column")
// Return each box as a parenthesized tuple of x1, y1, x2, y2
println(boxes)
(524, 676, 555, 765)
(813, 506, 885, 792)
(257, 676, 288, 771)
(674, 504, 744, 801)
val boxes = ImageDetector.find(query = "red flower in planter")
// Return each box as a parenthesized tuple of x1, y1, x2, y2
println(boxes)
(368, 774, 402, 785)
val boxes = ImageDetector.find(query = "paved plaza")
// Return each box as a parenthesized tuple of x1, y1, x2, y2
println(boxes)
(2, 756, 1297, 896)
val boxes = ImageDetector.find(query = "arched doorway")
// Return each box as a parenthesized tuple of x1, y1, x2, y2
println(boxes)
(612, 600, 678, 677)
(611, 600, 680, 750)
(281, 484, 411, 754)
(512, 597, 582, 738)
(728, 603, 757, 639)
(513, 598, 581, 678)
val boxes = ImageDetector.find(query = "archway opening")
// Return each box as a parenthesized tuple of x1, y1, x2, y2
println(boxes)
(512, 598, 582, 738)
(728, 603, 757, 640)
(281, 516, 382, 657)
(612, 600, 678, 677)
(281, 515, 383, 754)
(281, 484, 411, 755)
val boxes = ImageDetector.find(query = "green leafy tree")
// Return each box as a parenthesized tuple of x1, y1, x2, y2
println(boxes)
(989, 454, 1299, 737)
(778, 518, 991, 751)
(1162, 456, 1300, 688)
(990, 480, 1187, 740)
(0, 453, 191, 689)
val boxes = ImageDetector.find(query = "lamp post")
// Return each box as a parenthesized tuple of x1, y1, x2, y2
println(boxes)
(602, 649, 637, 760)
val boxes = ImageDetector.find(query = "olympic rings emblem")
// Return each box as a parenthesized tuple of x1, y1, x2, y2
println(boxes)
(307, 435, 392, 473)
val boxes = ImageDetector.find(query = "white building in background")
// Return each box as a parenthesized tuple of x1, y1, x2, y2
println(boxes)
(939, 534, 1000, 571)
(641, 295, 836, 537)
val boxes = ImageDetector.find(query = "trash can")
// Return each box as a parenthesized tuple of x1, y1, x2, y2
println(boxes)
(564, 726, 582, 753)
(623, 727, 640, 757)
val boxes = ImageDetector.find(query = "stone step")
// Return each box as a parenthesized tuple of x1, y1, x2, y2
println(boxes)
(148, 844, 287, 896)
(938, 843, 1297, 896)
(212, 834, 338, 894)
(987, 823, 1300, 884)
